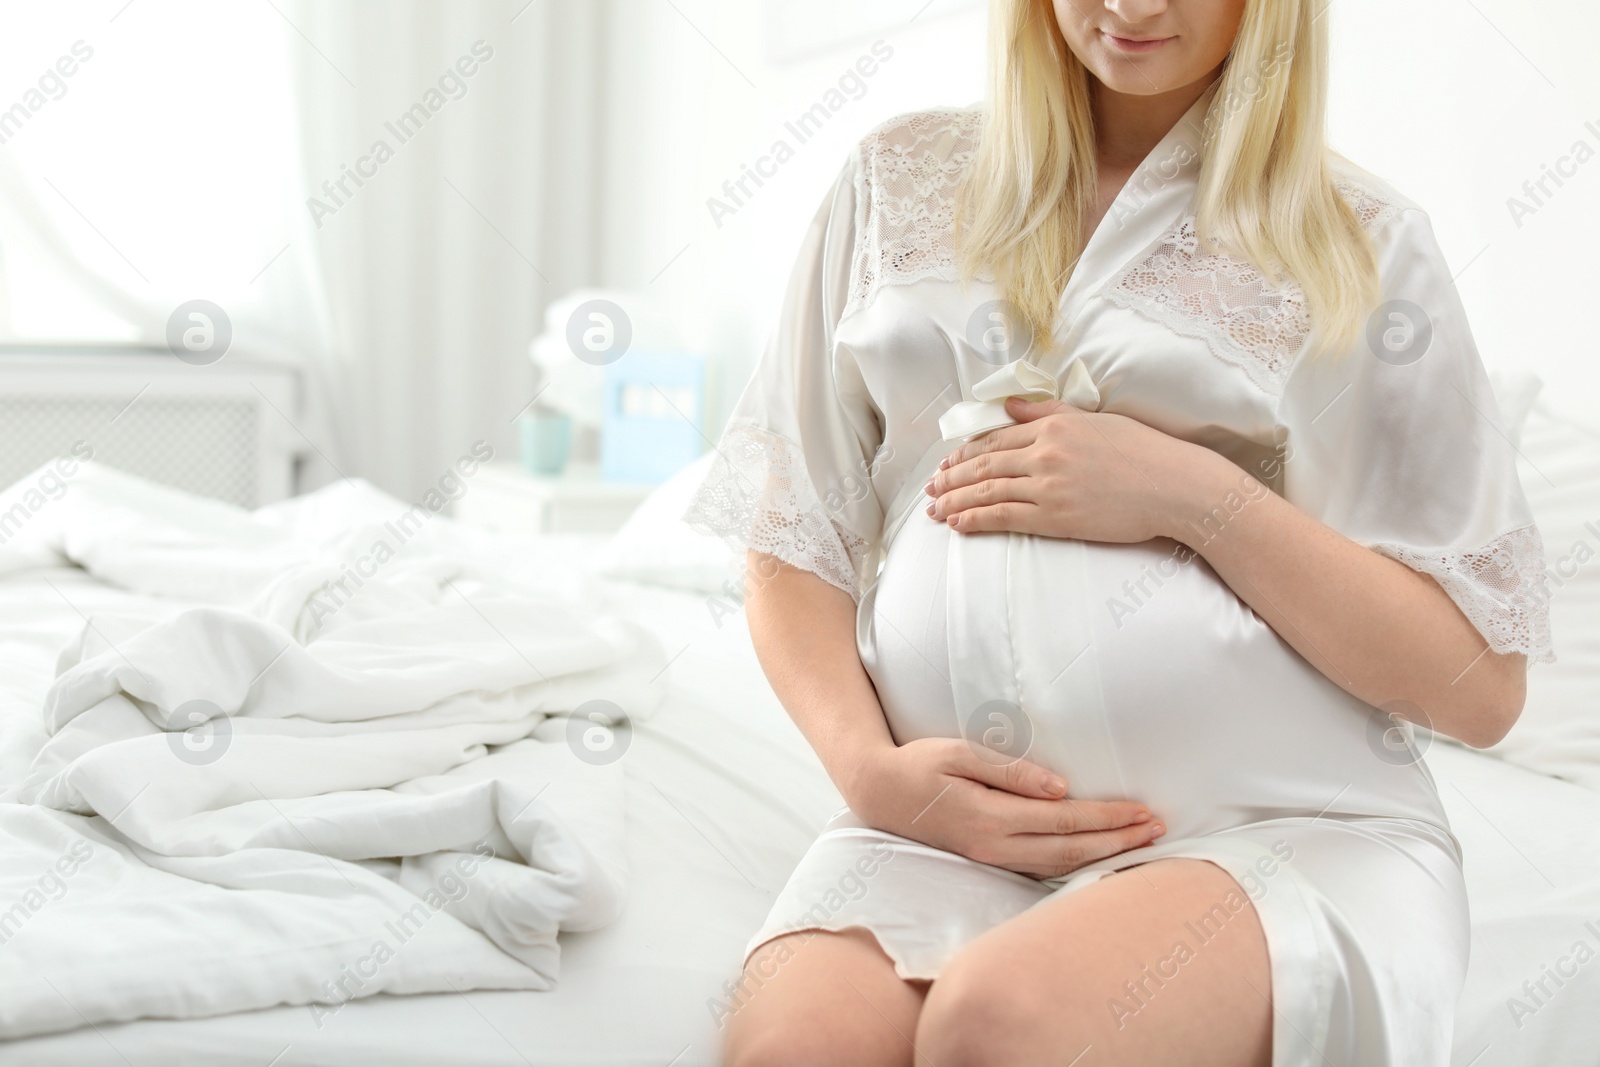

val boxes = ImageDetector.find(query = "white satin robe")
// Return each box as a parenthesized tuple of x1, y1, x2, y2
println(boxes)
(685, 85, 1554, 1067)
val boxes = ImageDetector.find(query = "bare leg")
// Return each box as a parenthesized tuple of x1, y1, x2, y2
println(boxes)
(916, 859, 1273, 1067)
(722, 928, 929, 1067)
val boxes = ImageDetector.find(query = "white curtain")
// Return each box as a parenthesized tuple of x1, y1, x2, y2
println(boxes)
(0, 0, 611, 501)
(286, 0, 607, 500)
(0, 1, 340, 496)
(0, 2, 332, 367)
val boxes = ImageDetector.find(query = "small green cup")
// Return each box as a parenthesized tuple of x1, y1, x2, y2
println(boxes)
(518, 409, 573, 476)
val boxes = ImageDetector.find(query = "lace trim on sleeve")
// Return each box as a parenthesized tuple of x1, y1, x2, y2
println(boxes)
(845, 108, 985, 321)
(1373, 524, 1556, 664)
(683, 421, 871, 599)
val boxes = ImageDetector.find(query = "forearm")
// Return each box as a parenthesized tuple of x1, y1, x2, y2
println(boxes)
(743, 551, 895, 802)
(1162, 451, 1526, 747)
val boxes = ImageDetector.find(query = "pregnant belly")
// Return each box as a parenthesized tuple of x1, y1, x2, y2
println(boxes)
(858, 509, 1448, 841)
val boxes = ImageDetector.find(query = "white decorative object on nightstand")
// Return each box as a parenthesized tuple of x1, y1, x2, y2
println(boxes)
(456, 463, 653, 536)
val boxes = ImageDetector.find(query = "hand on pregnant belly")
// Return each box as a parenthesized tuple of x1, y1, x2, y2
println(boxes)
(925, 394, 1221, 542)
(850, 737, 1166, 879)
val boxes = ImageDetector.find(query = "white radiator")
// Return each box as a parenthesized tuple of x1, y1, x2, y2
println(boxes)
(0, 350, 307, 507)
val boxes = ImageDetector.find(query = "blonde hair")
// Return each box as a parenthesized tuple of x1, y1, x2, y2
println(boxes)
(956, 0, 1380, 357)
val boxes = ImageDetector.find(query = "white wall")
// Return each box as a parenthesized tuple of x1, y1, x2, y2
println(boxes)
(1327, 0, 1600, 420)
(590, 0, 987, 428)
(590, 0, 1600, 431)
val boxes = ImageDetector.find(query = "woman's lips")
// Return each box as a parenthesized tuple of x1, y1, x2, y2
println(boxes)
(1102, 32, 1175, 54)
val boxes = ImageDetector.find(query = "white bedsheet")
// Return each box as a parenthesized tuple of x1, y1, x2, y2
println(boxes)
(1439, 741, 1600, 1067)
(0, 472, 1597, 1065)
(0, 465, 666, 1041)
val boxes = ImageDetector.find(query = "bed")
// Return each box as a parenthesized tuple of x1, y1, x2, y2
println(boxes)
(1, 390, 1598, 1066)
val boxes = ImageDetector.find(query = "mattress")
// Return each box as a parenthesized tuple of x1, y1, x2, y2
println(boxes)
(1, 540, 1597, 1066)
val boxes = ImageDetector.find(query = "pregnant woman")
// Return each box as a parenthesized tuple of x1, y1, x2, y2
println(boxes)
(686, 0, 1553, 1064)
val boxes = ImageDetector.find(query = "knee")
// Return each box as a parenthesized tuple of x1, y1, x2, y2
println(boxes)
(916, 956, 1056, 1067)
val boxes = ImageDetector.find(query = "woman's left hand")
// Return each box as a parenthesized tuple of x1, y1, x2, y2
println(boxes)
(924, 395, 1223, 543)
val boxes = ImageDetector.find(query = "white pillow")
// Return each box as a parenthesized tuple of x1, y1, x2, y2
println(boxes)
(1486, 398, 1600, 790)
(591, 451, 740, 596)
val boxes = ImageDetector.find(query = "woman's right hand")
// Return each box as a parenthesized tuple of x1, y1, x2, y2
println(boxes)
(844, 738, 1166, 880)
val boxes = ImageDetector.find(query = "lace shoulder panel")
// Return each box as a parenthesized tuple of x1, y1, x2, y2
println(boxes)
(1373, 524, 1556, 664)
(1099, 169, 1409, 395)
(1100, 215, 1312, 394)
(683, 421, 870, 600)
(846, 107, 985, 320)
(1329, 160, 1413, 235)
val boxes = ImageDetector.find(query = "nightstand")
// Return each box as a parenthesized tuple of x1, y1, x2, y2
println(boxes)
(456, 463, 654, 536)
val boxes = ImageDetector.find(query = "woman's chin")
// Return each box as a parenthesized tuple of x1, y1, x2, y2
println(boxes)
(1081, 48, 1208, 98)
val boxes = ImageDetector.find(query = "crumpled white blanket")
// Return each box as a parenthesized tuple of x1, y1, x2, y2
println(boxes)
(0, 462, 664, 1039)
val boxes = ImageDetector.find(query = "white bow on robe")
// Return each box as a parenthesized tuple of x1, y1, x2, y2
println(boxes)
(937, 358, 1102, 442)
(863, 356, 1104, 595)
